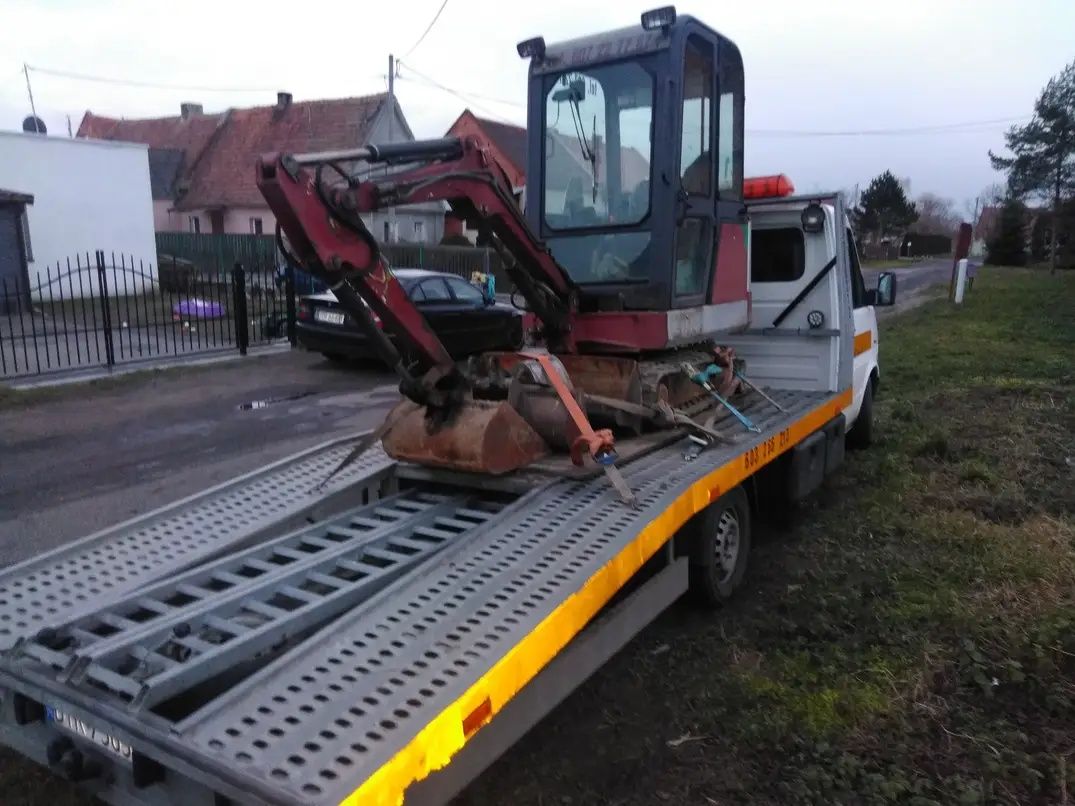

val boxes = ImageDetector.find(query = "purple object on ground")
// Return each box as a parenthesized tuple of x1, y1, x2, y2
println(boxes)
(172, 298, 225, 319)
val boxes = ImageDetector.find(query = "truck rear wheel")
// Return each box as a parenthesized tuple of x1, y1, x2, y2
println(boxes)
(686, 486, 752, 607)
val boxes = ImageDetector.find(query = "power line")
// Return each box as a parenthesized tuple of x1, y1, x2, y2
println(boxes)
(395, 69, 522, 125)
(749, 116, 1031, 137)
(26, 64, 278, 93)
(402, 0, 449, 60)
(398, 63, 524, 108)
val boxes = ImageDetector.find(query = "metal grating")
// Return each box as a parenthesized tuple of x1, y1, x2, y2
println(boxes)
(12, 486, 514, 715)
(0, 436, 394, 649)
(177, 391, 830, 804)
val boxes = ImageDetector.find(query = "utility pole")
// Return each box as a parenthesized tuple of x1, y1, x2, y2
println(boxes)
(23, 64, 40, 133)
(386, 53, 397, 244)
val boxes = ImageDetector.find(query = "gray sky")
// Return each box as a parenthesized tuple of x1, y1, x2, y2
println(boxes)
(2, 0, 1072, 211)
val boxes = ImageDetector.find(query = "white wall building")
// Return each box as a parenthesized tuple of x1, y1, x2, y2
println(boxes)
(0, 130, 157, 300)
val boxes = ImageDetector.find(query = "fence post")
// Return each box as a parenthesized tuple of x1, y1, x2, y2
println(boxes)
(284, 262, 297, 346)
(95, 249, 116, 368)
(232, 262, 249, 356)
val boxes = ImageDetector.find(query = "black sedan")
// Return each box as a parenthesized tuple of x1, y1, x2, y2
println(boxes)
(296, 269, 523, 363)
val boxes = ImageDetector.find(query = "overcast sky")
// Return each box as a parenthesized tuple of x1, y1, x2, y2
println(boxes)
(2, 0, 1072, 212)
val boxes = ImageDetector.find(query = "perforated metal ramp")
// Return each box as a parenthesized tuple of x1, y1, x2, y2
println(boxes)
(11, 486, 514, 715)
(0, 434, 394, 651)
(164, 390, 836, 805)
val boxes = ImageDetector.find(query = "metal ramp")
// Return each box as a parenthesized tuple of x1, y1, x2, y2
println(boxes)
(0, 434, 395, 651)
(10, 485, 516, 715)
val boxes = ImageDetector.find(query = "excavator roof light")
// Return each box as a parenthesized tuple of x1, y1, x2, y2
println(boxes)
(517, 36, 547, 60)
(743, 174, 796, 200)
(641, 6, 677, 30)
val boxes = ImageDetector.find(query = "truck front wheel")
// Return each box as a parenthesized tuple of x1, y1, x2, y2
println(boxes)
(847, 378, 875, 449)
(686, 486, 752, 607)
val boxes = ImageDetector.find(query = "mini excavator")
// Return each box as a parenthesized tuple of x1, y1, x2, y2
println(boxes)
(256, 8, 767, 490)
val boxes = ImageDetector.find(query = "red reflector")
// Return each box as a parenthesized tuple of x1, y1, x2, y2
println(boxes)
(462, 697, 492, 737)
(743, 174, 795, 199)
(708, 486, 722, 503)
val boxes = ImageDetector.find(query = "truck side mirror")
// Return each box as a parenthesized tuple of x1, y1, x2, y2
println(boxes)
(876, 271, 897, 306)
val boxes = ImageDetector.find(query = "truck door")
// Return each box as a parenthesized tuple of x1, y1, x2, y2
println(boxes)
(847, 228, 876, 420)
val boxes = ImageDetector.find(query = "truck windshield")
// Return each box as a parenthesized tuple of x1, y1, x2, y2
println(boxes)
(543, 63, 653, 231)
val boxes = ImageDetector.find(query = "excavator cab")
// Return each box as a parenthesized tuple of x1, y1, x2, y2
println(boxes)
(520, 7, 747, 325)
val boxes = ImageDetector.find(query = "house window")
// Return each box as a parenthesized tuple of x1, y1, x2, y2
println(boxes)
(413, 220, 425, 241)
(188, 215, 201, 234)
(249, 217, 264, 235)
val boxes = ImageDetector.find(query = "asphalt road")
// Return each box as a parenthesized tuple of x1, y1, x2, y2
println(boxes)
(862, 257, 952, 302)
(0, 350, 399, 565)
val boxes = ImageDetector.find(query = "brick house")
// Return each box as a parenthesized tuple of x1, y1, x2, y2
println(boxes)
(78, 93, 444, 243)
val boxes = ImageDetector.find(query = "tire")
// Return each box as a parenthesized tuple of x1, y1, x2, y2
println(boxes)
(686, 486, 752, 607)
(847, 378, 874, 449)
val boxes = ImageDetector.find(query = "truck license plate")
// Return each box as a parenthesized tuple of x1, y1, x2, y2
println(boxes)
(314, 309, 346, 325)
(46, 704, 133, 764)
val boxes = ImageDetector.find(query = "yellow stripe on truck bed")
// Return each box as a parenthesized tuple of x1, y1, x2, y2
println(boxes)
(342, 388, 853, 806)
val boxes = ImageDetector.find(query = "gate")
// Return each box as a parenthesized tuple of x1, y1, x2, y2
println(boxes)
(0, 251, 295, 380)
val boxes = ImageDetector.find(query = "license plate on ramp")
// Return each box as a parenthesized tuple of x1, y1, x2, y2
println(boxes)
(46, 704, 133, 764)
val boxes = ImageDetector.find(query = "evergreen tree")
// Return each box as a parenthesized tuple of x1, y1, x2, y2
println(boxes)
(990, 61, 1075, 273)
(854, 171, 918, 242)
(986, 199, 1028, 266)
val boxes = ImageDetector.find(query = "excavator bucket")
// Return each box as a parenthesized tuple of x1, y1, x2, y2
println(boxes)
(381, 399, 549, 475)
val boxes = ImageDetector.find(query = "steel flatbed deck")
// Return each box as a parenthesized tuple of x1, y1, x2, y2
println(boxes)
(0, 386, 850, 806)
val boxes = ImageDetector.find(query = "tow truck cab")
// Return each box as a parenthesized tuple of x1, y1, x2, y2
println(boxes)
(734, 185, 896, 452)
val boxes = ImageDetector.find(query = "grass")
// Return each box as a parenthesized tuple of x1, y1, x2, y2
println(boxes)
(1, 268, 1072, 805)
(458, 266, 1075, 805)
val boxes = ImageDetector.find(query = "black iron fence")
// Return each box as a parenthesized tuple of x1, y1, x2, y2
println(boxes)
(1, 251, 294, 380)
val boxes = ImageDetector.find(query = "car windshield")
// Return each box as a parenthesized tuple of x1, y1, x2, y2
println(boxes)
(543, 62, 654, 231)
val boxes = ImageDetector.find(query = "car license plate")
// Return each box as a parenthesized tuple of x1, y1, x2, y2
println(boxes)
(46, 704, 133, 764)
(314, 309, 346, 325)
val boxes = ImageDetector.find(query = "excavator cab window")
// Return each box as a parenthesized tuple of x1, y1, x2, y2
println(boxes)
(542, 62, 655, 284)
(526, 13, 745, 312)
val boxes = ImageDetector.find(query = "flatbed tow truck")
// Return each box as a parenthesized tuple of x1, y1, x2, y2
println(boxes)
(0, 8, 897, 805)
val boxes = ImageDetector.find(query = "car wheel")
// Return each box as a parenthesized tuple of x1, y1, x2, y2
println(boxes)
(685, 486, 752, 607)
(847, 378, 874, 449)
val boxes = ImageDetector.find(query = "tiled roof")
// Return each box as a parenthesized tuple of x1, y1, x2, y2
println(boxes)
(468, 115, 527, 175)
(178, 94, 387, 209)
(147, 148, 185, 200)
(77, 94, 388, 210)
(77, 110, 224, 167)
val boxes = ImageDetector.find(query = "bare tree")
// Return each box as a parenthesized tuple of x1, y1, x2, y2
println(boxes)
(912, 193, 959, 235)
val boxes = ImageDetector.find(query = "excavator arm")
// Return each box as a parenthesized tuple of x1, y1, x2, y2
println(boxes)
(256, 136, 576, 409)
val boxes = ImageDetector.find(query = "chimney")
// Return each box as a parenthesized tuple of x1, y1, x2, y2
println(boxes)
(275, 92, 293, 116)
(180, 102, 203, 119)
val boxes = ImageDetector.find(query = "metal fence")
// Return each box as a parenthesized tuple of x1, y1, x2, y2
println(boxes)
(1, 250, 294, 380)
